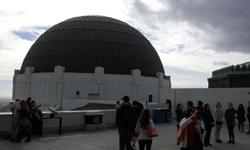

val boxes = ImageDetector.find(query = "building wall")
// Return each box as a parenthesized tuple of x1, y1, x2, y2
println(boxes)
(13, 66, 170, 110)
(165, 88, 250, 117)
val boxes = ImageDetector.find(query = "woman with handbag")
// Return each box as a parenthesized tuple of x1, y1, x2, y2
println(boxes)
(135, 109, 157, 150)
(179, 107, 204, 150)
(16, 100, 31, 142)
(203, 103, 214, 147)
(237, 103, 246, 132)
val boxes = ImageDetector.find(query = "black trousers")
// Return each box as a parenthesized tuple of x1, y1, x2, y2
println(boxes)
(238, 121, 244, 131)
(227, 124, 235, 141)
(17, 125, 31, 141)
(138, 140, 152, 150)
(118, 128, 134, 150)
(204, 126, 212, 145)
(32, 119, 42, 136)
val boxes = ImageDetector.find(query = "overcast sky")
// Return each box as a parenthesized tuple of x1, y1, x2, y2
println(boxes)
(0, 0, 250, 99)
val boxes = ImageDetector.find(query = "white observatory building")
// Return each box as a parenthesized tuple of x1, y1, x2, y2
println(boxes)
(12, 16, 171, 110)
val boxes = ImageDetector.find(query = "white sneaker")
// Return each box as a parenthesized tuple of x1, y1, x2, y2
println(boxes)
(132, 145, 136, 150)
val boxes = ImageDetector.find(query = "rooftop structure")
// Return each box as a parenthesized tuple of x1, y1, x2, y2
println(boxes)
(208, 62, 250, 88)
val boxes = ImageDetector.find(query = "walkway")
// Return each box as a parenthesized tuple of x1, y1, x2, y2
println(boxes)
(1, 121, 250, 150)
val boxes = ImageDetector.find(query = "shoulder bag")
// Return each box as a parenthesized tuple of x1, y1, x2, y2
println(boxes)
(177, 127, 185, 142)
(146, 125, 158, 137)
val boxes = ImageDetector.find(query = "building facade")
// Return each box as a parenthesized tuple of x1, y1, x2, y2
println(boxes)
(208, 62, 250, 88)
(12, 16, 171, 110)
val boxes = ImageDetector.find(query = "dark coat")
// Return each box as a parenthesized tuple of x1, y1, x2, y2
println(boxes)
(180, 110, 187, 120)
(133, 106, 141, 120)
(203, 109, 214, 128)
(116, 104, 137, 131)
(175, 108, 182, 123)
(237, 108, 246, 122)
(225, 108, 239, 125)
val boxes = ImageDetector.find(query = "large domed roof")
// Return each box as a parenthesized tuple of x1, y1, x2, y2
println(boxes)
(20, 16, 165, 77)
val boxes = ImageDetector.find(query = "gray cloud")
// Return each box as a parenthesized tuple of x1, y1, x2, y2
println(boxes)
(13, 26, 50, 41)
(126, 0, 250, 53)
(13, 31, 39, 41)
(213, 61, 230, 66)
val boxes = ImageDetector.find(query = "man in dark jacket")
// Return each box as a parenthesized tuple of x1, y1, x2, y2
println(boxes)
(197, 100, 204, 111)
(116, 96, 137, 150)
(181, 100, 193, 119)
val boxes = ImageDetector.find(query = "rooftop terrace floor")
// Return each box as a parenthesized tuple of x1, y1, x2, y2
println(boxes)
(1, 121, 250, 150)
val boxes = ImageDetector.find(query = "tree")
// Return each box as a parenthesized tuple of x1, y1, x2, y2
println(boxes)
(235, 65, 240, 72)
(241, 64, 247, 72)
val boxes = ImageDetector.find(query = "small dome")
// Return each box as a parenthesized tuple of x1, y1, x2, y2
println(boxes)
(20, 16, 165, 77)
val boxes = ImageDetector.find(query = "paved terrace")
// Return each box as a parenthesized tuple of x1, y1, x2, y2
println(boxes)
(1, 121, 250, 150)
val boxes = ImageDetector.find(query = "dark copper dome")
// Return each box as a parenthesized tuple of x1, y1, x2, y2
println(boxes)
(20, 16, 165, 77)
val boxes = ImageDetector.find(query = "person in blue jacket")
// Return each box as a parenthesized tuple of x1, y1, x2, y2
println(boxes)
(225, 102, 239, 144)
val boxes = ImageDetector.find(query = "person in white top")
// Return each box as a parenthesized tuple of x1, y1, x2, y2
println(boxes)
(135, 109, 155, 150)
(214, 102, 224, 143)
(9, 99, 20, 142)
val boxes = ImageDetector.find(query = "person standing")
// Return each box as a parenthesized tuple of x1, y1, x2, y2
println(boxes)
(197, 100, 204, 112)
(16, 100, 31, 143)
(203, 104, 214, 147)
(214, 102, 224, 143)
(9, 99, 20, 142)
(237, 103, 246, 132)
(116, 101, 121, 112)
(175, 103, 183, 145)
(31, 100, 43, 136)
(179, 107, 204, 150)
(135, 109, 156, 150)
(181, 101, 193, 120)
(116, 96, 137, 150)
(225, 102, 239, 144)
(132, 101, 142, 150)
(247, 101, 250, 134)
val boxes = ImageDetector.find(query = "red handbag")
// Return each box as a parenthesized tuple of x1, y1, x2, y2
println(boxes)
(146, 125, 158, 137)
(177, 128, 185, 142)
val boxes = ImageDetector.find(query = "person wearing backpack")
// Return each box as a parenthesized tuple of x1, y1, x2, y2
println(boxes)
(116, 96, 137, 150)
(135, 109, 156, 150)
(178, 107, 205, 150)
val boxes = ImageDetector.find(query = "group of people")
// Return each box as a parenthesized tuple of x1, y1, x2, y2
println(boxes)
(116, 96, 158, 150)
(175, 100, 250, 150)
(9, 97, 43, 143)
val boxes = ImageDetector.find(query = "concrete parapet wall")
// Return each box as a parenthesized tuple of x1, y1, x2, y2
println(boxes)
(0, 109, 117, 137)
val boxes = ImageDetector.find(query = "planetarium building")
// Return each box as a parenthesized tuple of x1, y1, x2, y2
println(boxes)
(12, 16, 171, 110)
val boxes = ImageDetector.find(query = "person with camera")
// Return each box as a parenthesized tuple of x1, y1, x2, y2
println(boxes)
(31, 100, 43, 136)
(179, 107, 204, 150)
(9, 99, 20, 142)
(203, 104, 214, 147)
(16, 100, 31, 142)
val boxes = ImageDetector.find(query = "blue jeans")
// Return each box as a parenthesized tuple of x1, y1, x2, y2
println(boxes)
(11, 123, 18, 140)
(118, 128, 134, 150)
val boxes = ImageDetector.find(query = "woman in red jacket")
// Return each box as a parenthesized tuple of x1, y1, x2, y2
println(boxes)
(179, 107, 204, 150)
